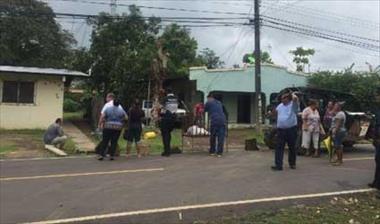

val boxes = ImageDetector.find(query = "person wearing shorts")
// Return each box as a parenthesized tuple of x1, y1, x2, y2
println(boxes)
(330, 102, 347, 166)
(126, 100, 146, 158)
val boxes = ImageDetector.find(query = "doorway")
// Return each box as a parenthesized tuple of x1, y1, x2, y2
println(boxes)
(237, 94, 251, 123)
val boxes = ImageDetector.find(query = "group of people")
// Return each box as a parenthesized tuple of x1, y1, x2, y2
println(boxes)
(271, 92, 349, 171)
(271, 90, 380, 196)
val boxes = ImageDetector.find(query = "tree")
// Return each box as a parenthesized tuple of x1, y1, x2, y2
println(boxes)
(0, 0, 75, 67)
(289, 47, 315, 72)
(308, 69, 380, 111)
(160, 24, 199, 77)
(242, 51, 274, 64)
(196, 48, 224, 69)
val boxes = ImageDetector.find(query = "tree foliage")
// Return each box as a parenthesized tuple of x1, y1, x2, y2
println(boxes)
(308, 70, 380, 111)
(0, 0, 75, 67)
(196, 48, 224, 69)
(289, 47, 315, 72)
(243, 51, 274, 64)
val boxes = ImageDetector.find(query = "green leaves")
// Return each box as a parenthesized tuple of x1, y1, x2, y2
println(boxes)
(0, 0, 74, 68)
(289, 47, 315, 72)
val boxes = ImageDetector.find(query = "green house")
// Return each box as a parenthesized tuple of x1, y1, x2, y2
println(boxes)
(189, 64, 308, 125)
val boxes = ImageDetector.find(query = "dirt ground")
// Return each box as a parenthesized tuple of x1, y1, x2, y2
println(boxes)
(0, 130, 53, 159)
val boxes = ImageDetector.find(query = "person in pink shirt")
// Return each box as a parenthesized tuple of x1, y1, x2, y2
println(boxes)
(302, 99, 324, 157)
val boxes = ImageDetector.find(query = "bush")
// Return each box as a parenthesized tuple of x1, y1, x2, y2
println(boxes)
(63, 98, 81, 112)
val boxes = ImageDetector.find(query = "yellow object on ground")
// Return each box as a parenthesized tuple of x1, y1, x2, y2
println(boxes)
(144, 131, 157, 139)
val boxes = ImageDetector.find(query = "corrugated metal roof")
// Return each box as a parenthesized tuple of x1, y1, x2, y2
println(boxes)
(0, 65, 89, 77)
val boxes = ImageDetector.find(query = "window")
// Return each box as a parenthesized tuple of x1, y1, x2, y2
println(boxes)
(2, 81, 35, 103)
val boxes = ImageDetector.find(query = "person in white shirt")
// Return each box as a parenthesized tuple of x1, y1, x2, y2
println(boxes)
(301, 99, 324, 157)
(98, 93, 124, 129)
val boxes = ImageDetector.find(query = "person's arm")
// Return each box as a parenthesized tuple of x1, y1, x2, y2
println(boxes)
(58, 126, 64, 136)
(99, 112, 106, 129)
(302, 109, 308, 130)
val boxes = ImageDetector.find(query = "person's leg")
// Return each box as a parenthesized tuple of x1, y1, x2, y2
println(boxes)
(108, 130, 121, 159)
(371, 145, 380, 189)
(301, 130, 311, 156)
(99, 129, 112, 159)
(216, 125, 226, 156)
(126, 141, 132, 157)
(312, 132, 320, 157)
(160, 119, 170, 156)
(333, 131, 345, 165)
(287, 127, 298, 168)
(274, 129, 286, 169)
(209, 125, 217, 154)
(51, 136, 68, 149)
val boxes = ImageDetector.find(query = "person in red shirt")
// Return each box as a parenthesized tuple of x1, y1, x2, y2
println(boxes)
(193, 102, 205, 126)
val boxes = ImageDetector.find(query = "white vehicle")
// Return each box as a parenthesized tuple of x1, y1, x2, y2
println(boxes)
(142, 100, 187, 119)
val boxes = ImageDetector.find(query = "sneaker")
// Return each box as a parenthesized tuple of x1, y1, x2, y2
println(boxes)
(217, 154, 222, 158)
(161, 152, 170, 157)
(109, 157, 114, 161)
(368, 183, 375, 188)
(271, 166, 283, 171)
(290, 165, 296, 169)
(209, 153, 216, 156)
(97, 156, 104, 161)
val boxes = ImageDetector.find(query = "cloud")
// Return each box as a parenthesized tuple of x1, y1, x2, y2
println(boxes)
(49, 0, 380, 71)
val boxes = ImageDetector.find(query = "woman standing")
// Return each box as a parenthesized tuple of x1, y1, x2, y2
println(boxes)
(125, 99, 146, 158)
(301, 100, 322, 157)
(330, 102, 347, 166)
(98, 99, 127, 161)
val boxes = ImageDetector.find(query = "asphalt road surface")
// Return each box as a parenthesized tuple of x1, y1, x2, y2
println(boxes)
(0, 145, 376, 224)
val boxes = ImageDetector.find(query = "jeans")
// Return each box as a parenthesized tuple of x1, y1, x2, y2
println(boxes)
(275, 126, 297, 168)
(99, 128, 121, 157)
(373, 145, 380, 189)
(209, 124, 226, 155)
(160, 116, 175, 155)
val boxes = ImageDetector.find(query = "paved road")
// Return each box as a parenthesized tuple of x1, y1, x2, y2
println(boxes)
(0, 145, 376, 224)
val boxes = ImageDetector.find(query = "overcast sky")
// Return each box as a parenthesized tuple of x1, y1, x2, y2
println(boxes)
(48, 0, 380, 72)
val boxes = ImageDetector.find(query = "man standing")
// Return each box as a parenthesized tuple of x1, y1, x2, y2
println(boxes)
(369, 88, 380, 197)
(43, 118, 67, 149)
(205, 93, 227, 157)
(271, 92, 299, 171)
(160, 88, 178, 157)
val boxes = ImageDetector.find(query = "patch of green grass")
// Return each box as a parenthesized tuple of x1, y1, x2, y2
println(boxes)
(116, 128, 182, 155)
(62, 137, 78, 154)
(0, 145, 17, 155)
(63, 111, 84, 121)
(0, 129, 44, 141)
(194, 193, 380, 224)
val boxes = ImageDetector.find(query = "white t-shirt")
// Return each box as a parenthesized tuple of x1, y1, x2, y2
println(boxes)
(101, 100, 124, 115)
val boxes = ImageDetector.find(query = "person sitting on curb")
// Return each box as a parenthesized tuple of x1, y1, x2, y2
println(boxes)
(43, 118, 67, 149)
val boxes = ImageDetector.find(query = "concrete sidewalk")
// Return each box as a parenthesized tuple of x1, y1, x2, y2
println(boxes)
(63, 121, 96, 153)
(0, 145, 376, 224)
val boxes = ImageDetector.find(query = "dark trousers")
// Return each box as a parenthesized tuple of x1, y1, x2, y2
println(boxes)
(99, 128, 121, 157)
(160, 117, 174, 155)
(275, 126, 297, 168)
(210, 124, 226, 155)
(373, 145, 380, 189)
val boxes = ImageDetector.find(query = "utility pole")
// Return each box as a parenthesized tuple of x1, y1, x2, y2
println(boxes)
(110, 0, 117, 15)
(254, 0, 262, 131)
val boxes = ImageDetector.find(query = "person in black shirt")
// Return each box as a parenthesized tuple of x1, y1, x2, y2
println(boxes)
(125, 99, 145, 158)
(160, 88, 178, 157)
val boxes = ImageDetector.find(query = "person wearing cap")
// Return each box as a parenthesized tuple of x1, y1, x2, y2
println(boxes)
(271, 92, 299, 171)
(330, 102, 347, 166)
(204, 93, 227, 157)
(160, 88, 178, 157)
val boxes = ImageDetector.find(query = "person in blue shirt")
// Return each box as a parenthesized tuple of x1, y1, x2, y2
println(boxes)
(271, 92, 299, 171)
(98, 99, 127, 161)
(205, 93, 227, 157)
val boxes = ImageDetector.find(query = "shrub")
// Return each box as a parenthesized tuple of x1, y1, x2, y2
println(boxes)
(63, 98, 81, 112)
